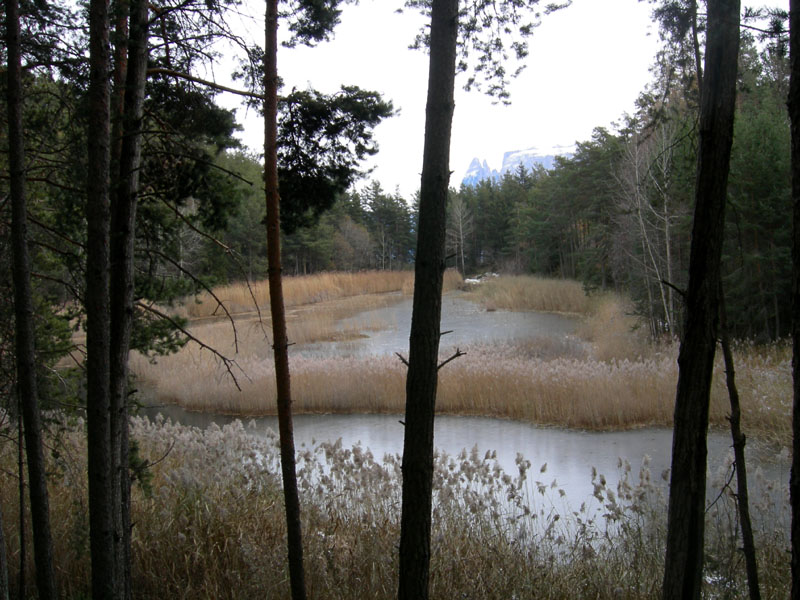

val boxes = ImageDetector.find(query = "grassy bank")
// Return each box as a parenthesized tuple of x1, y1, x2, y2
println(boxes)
(0, 415, 789, 598)
(131, 274, 791, 445)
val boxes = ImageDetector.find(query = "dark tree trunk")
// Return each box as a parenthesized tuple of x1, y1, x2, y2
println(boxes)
(5, 0, 57, 597)
(397, 1, 458, 598)
(0, 495, 7, 600)
(110, 0, 129, 182)
(86, 0, 116, 597)
(264, 2, 306, 598)
(17, 412, 25, 600)
(790, 0, 800, 596)
(109, 1, 148, 597)
(662, 1, 740, 599)
(719, 286, 760, 600)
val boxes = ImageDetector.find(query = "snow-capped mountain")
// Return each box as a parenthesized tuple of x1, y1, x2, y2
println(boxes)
(462, 158, 500, 187)
(460, 146, 572, 187)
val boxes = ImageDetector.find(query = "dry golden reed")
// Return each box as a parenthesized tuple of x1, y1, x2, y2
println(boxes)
(131, 273, 791, 444)
(184, 269, 463, 319)
(464, 274, 592, 315)
(132, 338, 788, 443)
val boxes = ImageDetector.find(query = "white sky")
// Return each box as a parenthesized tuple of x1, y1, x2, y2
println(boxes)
(214, 0, 779, 198)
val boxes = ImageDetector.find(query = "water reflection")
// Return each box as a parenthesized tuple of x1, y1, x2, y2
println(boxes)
(141, 405, 789, 526)
(291, 294, 578, 358)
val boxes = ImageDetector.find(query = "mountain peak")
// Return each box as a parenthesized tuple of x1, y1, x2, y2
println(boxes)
(461, 146, 572, 187)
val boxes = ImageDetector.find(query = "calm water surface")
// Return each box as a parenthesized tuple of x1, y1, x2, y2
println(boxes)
(143, 405, 789, 524)
(292, 293, 578, 358)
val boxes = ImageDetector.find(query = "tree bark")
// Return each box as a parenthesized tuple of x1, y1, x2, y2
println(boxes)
(0, 495, 7, 600)
(719, 285, 761, 600)
(789, 0, 800, 596)
(397, 1, 458, 598)
(86, 0, 116, 597)
(110, 1, 149, 597)
(264, 1, 306, 598)
(662, 1, 740, 598)
(17, 412, 25, 600)
(5, 0, 58, 596)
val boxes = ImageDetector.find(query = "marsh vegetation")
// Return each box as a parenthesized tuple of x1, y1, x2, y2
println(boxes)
(2, 273, 791, 597)
(0, 411, 789, 599)
(132, 273, 791, 445)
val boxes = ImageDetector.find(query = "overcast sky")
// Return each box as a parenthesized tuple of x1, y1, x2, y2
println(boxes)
(215, 0, 778, 198)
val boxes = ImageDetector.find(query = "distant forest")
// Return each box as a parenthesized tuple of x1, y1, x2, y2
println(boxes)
(205, 31, 788, 341)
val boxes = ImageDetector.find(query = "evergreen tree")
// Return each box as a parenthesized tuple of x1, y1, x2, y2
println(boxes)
(662, 0, 741, 596)
(5, 0, 57, 595)
(789, 0, 800, 595)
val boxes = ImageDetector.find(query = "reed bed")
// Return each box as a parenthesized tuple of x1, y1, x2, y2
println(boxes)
(131, 335, 789, 444)
(464, 274, 592, 315)
(0, 414, 788, 599)
(184, 269, 463, 319)
(130, 273, 791, 444)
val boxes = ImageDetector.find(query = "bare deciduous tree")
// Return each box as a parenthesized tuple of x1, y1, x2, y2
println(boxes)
(447, 195, 473, 275)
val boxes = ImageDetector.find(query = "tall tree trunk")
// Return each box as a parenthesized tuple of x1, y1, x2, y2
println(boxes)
(110, 1, 148, 597)
(108, 7, 128, 597)
(5, 0, 57, 597)
(263, 2, 306, 598)
(719, 285, 761, 600)
(789, 0, 800, 596)
(17, 411, 25, 600)
(397, 1, 458, 598)
(86, 0, 116, 596)
(110, 0, 129, 184)
(0, 495, 7, 600)
(662, 1, 740, 598)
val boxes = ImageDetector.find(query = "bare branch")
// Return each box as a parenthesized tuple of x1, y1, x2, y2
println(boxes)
(151, 197, 269, 340)
(31, 272, 83, 303)
(661, 279, 686, 299)
(395, 352, 409, 367)
(27, 214, 86, 250)
(437, 348, 465, 371)
(140, 438, 176, 470)
(136, 301, 247, 391)
(148, 66, 265, 100)
(141, 246, 241, 352)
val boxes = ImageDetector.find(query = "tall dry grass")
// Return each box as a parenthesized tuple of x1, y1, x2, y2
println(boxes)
(576, 293, 651, 362)
(184, 269, 463, 319)
(464, 274, 592, 315)
(131, 273, 791, 444)
(131, 334, 789, 444)
(0, 415, 789, 598)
